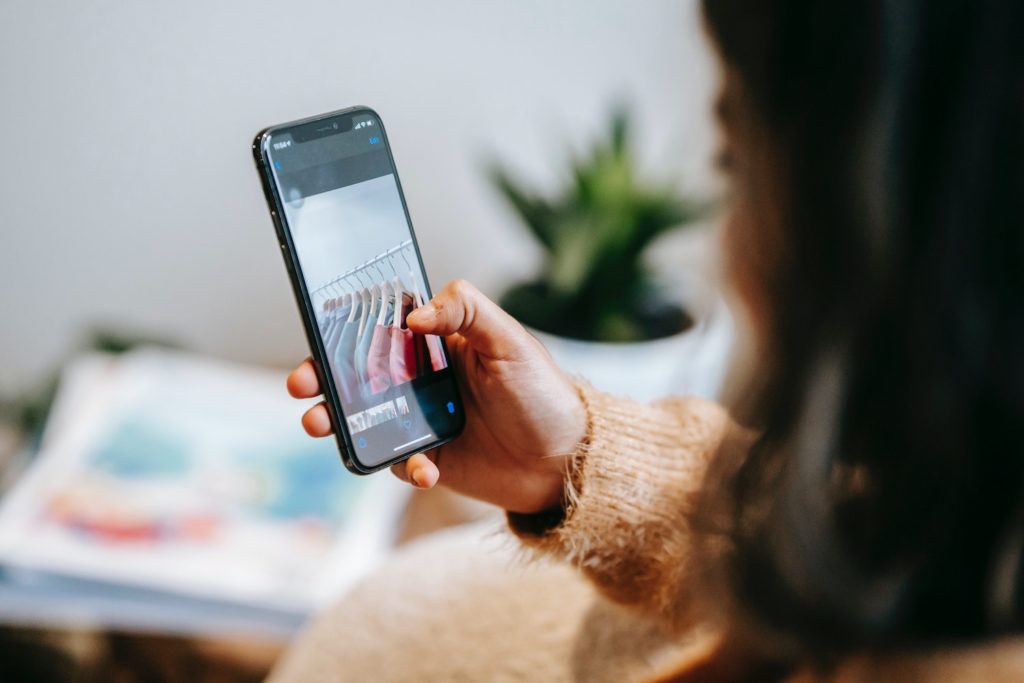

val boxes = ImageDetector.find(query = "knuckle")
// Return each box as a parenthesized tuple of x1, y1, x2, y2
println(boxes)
(449, 278, 474, 299)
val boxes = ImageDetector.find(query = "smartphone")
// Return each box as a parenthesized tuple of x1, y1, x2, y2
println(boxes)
(253, 106, 464, 474)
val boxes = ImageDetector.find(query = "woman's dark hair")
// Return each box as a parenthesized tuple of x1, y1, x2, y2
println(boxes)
(701, 0, 1024, 661)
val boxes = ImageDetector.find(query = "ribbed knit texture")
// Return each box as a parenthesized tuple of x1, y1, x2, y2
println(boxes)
(508, 381, 730, 632)
(273, 383, 1024, 682)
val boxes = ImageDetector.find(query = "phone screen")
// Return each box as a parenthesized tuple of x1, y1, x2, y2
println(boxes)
(260, 109, 462, 471)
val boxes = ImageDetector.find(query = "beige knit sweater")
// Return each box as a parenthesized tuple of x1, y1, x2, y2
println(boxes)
(270, 384, 1024, 682)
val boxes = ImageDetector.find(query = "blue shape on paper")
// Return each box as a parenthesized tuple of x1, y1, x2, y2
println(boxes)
(90, 418, 189, 478)
(235, 441, 356, 523)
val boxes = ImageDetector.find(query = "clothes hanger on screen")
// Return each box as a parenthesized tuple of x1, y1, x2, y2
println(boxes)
(366, 273, 382, 337)
(383, 252, 407, 296)
(373, 280, 389, 329)
(375, 269, 392, 328)
(335, 283, 350, 314)
(400, 247, 427, 308)
(340, 281, 352, 308)
(321, 285, 333, 314)
(356, 271, 375, 338)
(329, 280, 346, 313)
(391, 275, 408, 328)
(322, 283, 337, 317)
(373, 262, 391, 311)
(386, 252, 409, 294)
(343, 277, 361, 323)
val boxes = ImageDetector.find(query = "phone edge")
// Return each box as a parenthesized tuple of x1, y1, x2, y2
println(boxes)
(252, 121, 368, 475)
(250, 106, 465, 475)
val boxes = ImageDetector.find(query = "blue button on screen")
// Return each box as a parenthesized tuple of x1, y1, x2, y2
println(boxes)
(446, 401, 455, 414)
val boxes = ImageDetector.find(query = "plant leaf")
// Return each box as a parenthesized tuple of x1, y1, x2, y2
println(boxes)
(491, 106, 709, 341)
(487, 164, 558, 250)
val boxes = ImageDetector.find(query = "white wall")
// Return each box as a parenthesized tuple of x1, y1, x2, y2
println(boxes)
(0, 0, 717, 393)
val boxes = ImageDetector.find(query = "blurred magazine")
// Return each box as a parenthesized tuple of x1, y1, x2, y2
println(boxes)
(0, 349, 408, 635)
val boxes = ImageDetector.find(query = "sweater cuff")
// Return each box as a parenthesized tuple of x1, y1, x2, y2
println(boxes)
(503, 378, 720, 548)
(503, 382, 729, 622)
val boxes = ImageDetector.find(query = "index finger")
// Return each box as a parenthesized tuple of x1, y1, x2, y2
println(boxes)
(286, 358, 323, 399)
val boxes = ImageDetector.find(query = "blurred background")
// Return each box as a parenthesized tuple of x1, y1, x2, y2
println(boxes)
(0, 1, 727, 680)
(0, 0, 718, 393)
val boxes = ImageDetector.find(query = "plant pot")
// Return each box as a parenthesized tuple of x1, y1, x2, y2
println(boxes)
(526, 279, 734, 403)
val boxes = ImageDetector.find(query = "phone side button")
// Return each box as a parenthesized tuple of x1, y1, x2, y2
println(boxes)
(280, 243, 295, 273)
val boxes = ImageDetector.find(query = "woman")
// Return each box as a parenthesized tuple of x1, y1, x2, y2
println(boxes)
(272, 1, 1024, 680)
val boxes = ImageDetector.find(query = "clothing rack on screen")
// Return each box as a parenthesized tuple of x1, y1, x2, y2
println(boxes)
(311, 238, 448, 409)
(311, 239, 414, 299)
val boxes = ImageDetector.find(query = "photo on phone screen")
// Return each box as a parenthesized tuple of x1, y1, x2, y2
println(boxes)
(256, 108, 463, 472)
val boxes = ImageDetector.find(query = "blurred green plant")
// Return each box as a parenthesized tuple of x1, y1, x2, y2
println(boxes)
(490, 107, 708, 342)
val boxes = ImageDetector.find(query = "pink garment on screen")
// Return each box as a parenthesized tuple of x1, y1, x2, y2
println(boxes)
(367, 324, 393, 395)
(390, 296, 430, 386)
(389, 328, 419, 386)
(425, 334, 447, 372)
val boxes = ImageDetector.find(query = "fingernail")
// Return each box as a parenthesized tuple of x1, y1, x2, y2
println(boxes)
(411, 469, 426, 488)
(408, 305, 437, 324)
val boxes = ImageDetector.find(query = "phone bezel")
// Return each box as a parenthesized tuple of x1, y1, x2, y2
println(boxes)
(252, 105, 465, 475)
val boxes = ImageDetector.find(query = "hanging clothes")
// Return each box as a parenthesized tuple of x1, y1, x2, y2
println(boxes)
(333, 297, 361, 404)
(321, 299, 352, 400)
(311, 240, 451, 404)
(354, 288, 379, 390)
(390, 292, 428, 386)
(366, 294, 396, 395)
(406, 272, 448, 374)
(321, 301, 347, 361)
(424, 333, 448, 372)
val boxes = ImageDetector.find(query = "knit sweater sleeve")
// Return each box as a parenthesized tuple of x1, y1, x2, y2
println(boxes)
(507, 381, 738, 630)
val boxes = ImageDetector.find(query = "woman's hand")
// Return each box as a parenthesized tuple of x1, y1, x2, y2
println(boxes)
(287, 279, 586, 514)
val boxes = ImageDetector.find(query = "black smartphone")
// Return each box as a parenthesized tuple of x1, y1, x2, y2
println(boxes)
(253, 106, 464, 474)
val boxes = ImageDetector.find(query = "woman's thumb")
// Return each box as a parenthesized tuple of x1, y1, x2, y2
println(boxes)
(408, 279, 532, 359)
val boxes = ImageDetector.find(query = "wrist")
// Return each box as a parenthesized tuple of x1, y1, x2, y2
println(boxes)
(515, 374, 588, 515)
